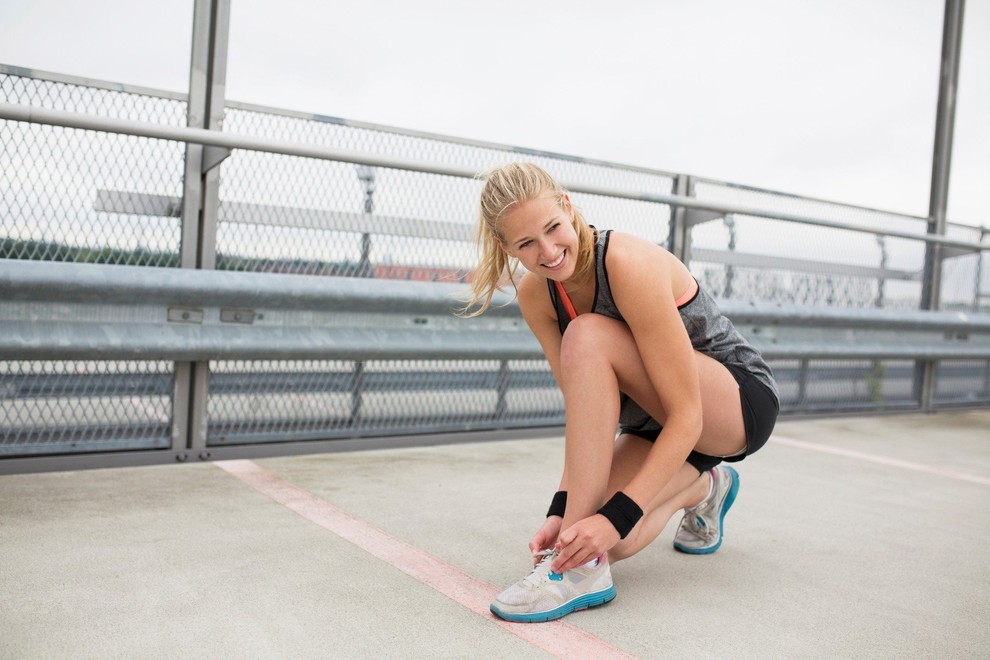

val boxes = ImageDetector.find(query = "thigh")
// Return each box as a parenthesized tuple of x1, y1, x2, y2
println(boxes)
(588, 316, 746, 458)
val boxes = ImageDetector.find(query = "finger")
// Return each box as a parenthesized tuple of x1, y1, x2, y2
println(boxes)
(558, 548, 592, 572)
(552, 540, 582, 572)
(550, 542, 571, 571)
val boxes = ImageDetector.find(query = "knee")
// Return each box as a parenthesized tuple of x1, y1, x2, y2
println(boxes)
(559, 314, 615, 367)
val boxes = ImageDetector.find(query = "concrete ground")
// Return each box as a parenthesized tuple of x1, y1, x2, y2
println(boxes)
(1, 411, 988, 659)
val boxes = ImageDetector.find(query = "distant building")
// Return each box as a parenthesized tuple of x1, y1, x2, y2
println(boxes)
(373, 263, 471, 283)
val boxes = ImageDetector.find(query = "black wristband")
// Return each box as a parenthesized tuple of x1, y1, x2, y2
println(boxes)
(546, 490, 567, 518)
(597, 491, 643, 539)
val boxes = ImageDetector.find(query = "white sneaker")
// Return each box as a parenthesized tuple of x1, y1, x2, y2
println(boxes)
(673, 465, 740, 554)
(490, 550, 616, 623)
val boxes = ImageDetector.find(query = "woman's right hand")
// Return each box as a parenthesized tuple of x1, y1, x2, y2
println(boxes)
(529, 515, 563, 560)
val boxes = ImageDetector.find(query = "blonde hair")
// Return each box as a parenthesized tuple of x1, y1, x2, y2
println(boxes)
(461, 162, 596, 317)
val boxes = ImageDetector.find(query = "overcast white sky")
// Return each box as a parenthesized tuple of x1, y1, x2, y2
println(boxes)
(2, 0, 987, 227)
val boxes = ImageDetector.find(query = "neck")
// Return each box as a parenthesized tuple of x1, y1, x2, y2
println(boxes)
(560, 265, 593, 293)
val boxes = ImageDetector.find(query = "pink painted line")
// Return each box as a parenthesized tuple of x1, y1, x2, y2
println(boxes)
(215, 459, 634, 660)
(771, 435, 990, 486)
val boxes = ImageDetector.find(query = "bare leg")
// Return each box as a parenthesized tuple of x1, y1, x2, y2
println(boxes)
(557, 318, 623, 532)
(605, 435, 709, 561)
(555, 314, 745, 541)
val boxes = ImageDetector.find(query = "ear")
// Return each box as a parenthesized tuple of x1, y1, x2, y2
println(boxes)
(493, 233, 510, 255)
(562, 194, 575, 220)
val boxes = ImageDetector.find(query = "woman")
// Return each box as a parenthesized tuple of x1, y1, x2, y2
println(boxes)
(465, 163, 778, 623)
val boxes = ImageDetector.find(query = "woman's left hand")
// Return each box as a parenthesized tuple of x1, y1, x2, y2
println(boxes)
(552, 514, 620, 572)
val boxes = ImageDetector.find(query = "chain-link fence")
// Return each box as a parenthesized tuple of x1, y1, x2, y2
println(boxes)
(689, 177, 989, 311)
(0, 69, 187, 265)
(1, 65, 988, 461)
(0, 360, 173, 456)
(205, 358, 561, 447)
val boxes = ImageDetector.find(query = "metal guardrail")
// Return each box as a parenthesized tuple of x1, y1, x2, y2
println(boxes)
(0, 260, 532, 362)
(4, 259, 990, 363)
(2, 257, 989, 470)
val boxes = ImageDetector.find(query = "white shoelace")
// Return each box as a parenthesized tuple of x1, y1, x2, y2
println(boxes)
(522, 549, 560, 588)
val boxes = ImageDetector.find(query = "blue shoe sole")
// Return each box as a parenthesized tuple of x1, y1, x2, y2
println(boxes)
(490, 584, 617, 623)
(674, 465, 740, 555)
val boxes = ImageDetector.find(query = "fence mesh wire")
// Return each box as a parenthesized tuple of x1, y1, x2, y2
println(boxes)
(0, 360, 173, 457)
(694, 180, 914, 309)
(769, 359, 922, 414)
(214, 106, 672, 281)
(0, 71, 186, 266)
(1, 67, 987, 458)
(934, 360, 990, 406)
(206, 358, 561, 446)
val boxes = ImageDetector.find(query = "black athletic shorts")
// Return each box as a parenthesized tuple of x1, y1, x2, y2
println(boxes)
(618, 363, 779, 474)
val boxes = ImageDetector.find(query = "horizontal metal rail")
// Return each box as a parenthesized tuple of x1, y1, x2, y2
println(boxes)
(4, 260, 987, 331)
(1, 102, 986, 254)
(1, 64, 982, 242)
(90, 190, 947, 280)
(8, 364, 983, 402)
(0, 64, 679, 178)
(2, 259, 989, 362)
(689, 247, 921, 281)
(0, 257, 516, 315)
(94, 190, 475, 243)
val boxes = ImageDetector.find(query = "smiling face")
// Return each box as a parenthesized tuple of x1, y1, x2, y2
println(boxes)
(498, 194, 580, 282)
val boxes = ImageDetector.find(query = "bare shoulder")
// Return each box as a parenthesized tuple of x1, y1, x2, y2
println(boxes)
(605, 231, 695, 305)
(516, 271, 554, 320)
(605, 231, 689, 292)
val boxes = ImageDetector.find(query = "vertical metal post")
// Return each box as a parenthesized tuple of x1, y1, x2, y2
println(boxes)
(723, 214, 737, 299)
(918, 0, 965, 411)
(351, 166, 376, 423)
(875, 236, 888, 308)
(171, 362, 193, 457)
(668, 174, 692, 264)
(974, 227, 989, 311)
(356, 165, 376, 278)
(173, 0, 231, 455)
(350, 361, 365, 427)
(180, 0, 231, 271)
(495, 360, 510, 421)
(797, 359, 809, 410)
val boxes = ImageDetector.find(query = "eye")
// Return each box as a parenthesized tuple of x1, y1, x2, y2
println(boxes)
(518, 240, 533, 249)
(548, 223, 560, 233)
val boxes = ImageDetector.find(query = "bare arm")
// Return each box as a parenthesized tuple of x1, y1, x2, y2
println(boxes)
(517, 273, 570, 491)
(516, 274, 572, 555)
(517, 273, 564, 389)
(606, 233, 703, 508)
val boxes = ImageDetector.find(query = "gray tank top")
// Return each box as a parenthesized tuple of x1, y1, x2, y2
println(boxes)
(547, 230, 779, 423)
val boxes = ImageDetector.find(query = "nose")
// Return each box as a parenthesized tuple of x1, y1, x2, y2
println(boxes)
(537, 237, 555, 260)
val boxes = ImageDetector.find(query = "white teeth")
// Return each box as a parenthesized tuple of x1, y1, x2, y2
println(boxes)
(545, 252, 565, 269)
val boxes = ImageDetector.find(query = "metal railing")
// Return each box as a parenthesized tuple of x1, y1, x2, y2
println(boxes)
(3, 257, 989, 461)
(1, 64, 989, 471)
